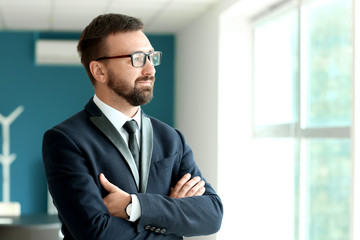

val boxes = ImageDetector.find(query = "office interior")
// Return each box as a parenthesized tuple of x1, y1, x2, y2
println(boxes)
(0, 0, 360, 239)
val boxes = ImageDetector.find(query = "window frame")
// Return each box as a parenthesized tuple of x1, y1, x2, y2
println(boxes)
(252, 1, 353, 240)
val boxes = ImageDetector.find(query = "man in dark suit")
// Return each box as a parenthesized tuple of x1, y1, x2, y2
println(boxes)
(42, 13, 223, 240)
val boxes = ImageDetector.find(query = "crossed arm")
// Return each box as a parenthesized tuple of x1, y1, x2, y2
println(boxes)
(43, 126, 222, 238)
(100, 173, 206, 219)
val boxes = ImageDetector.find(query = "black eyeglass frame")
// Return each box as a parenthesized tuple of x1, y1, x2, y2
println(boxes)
(95, 51, 162, 67)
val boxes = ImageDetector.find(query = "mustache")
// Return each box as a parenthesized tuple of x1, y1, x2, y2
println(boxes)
(136, 76, 155, 82)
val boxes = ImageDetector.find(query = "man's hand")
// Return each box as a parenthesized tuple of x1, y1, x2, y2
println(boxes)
(169, 173, 206, 198)
(99, 173, 131, 219)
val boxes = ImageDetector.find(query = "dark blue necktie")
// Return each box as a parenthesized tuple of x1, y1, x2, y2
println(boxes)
(123, 120, 140, 170)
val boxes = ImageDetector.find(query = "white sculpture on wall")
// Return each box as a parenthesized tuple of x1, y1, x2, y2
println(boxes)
(0, 106, 24, 216)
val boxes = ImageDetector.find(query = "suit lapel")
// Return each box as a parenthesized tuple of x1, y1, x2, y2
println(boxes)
(85, 99, 154, 193)
(89, 114, 140, 191)
(139, 114, 153, 193)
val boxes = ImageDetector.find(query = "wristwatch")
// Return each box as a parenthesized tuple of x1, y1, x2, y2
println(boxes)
(125, 200, 132, 220)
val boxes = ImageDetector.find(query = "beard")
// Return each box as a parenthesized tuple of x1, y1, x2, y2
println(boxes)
(107, 71, 155, 106)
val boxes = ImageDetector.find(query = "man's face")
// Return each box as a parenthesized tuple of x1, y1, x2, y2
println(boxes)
(103, 31, 156, 106)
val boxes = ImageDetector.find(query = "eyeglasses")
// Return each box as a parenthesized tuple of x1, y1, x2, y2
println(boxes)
(95, 51, 162, 67)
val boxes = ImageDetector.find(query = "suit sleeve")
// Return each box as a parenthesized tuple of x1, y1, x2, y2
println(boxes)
(43, 128, 140, 240)
(135, 130, 223, 237)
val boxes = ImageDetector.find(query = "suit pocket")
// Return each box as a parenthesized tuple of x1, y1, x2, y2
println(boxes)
(149, 154, 180, 194)
(153, 153, 180, 171)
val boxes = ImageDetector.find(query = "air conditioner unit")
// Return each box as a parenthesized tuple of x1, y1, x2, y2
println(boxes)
(35, 39, 81, 65)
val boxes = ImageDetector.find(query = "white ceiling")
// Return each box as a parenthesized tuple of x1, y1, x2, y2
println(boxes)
(0, 0, 221, 33)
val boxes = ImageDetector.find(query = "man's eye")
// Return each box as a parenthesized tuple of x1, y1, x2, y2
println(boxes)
(133, 54, 144, 62)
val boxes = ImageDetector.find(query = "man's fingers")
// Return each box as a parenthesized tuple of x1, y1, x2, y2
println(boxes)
(99, 173, 118, 193)
(172, 173, 191, 193)
(193, 183, 206, 196)
(187, 180, 205, 197)
(178, 176, 201, 197)
(170, 173, 206, 198)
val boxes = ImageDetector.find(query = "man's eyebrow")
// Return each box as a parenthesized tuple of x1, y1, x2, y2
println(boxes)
(130, 49, 154, 53)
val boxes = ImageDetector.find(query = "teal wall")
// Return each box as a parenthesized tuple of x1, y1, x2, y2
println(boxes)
(0, 31, 174, 214)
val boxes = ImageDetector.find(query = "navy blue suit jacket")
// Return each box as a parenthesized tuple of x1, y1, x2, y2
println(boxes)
(42, 99, 223, 240)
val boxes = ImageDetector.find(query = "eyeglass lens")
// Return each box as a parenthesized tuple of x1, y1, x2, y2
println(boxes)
(132, 52, 161, 67)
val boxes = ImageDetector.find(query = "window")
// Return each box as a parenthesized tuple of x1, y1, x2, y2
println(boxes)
(253, 1, 352, 240)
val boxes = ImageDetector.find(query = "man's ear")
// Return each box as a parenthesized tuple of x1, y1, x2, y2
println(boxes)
(89, 61, 107, 83)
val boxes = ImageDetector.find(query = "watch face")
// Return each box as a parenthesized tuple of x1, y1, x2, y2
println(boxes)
(126, 203, 132, 217)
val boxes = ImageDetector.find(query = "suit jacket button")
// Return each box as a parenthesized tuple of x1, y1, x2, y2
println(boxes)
(155, 228, 161, 233)
(150, 226, 156, 231)
(145, 225, 151, 230)
(160, 228, 167, 234)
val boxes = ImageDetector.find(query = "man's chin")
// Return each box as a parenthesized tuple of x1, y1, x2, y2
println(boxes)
(128, 91, 153, 106)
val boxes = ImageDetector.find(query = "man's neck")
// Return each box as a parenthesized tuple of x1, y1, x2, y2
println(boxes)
(95, 92, 139, 118)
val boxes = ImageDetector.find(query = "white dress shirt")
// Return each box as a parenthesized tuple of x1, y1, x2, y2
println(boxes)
(93, 94, 141, 222)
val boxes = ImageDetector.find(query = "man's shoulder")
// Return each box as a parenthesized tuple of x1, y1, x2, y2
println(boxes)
(146, 115, 174, 132)
(49, 99, 95, 132)
(144, 114, 185, 142)
(47, 109, 90, 135)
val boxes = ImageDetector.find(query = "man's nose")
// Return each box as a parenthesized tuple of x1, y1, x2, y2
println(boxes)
(142, 56, 156, 76)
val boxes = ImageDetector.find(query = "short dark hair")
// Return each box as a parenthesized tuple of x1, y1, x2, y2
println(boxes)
(77, 13, 144, 84)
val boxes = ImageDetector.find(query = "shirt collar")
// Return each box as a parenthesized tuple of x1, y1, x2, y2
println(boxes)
(93, 94, 141, 132)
